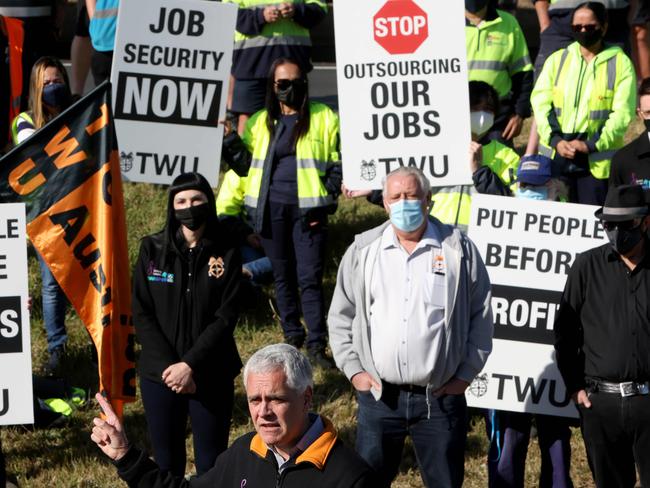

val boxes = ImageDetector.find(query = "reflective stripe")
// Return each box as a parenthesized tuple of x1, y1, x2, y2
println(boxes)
(297, 158, 329, 172)
(298, 195, 333, 208)
(94, 8, 119, 18)
(0, 6, 51, 16)
(234, 35, 311, 51)
(510, 55, 532, 73)
(432, 185, 464, 195)
(539, 145, 554, 158)
(250, 158, 265, 169)
(590, 110, 611, 120)
(468, 60, 507, 71)
(554, 107, 562, 117)
(549, 0, 584, 9)
(236, 0, 326, 8)
(552, 0, 628, 6)
(607, 56, 617, 91)
(554, 49, 570, 87)
(246, 195, 336, 213)
(589, 150, 617, 162)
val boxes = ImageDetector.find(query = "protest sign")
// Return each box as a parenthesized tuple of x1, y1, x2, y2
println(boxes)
(334, 0, 471, 189)
(0, 83, 135, 418)
(111, 0, 236, 186)
(0, 203, 33, 425)
(466, 195, 608, 417)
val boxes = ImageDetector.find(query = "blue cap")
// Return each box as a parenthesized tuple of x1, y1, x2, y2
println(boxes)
(517, 155, 552, 186)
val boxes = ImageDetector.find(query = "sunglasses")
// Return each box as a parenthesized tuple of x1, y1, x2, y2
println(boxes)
(602, 218, 642, 232)
(274, 78, 305, 90)
(571, 24, 600, 33)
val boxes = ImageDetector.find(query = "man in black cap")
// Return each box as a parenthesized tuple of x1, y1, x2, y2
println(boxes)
(554, 184, 650, 488)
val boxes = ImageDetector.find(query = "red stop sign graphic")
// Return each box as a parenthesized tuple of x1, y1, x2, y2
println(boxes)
(373, 0, 429, 55)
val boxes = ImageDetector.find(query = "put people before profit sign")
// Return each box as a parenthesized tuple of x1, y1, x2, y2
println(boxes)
(466, 195, 607, 418)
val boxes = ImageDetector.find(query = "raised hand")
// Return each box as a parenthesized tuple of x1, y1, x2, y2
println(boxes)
(91, 393, 130, 461)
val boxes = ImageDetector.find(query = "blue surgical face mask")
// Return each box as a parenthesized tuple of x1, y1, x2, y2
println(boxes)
(42, 82, 71, 109)
(389, 199, 425, 232)
(517, 186, 548, 201)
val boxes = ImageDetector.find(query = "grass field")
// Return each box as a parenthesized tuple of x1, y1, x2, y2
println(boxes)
(3, 117, 644, 487)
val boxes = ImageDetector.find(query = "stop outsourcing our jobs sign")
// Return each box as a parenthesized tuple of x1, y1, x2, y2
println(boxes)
(334, 0, 471, 189)
(111, 0, 236, 186)
(0, 204, 33, 425)
(466, 195, 608, 417)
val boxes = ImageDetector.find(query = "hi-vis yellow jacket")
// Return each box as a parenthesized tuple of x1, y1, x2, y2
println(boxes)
(221, 102, 341, 233)
(465, 9, 533, 100)
(225, 0, 326, 79)
(429, 139, 520, 230)
(531, 42, 636, 179)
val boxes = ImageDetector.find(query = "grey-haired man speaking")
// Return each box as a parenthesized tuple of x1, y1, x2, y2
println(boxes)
(91, 344, 374, 487)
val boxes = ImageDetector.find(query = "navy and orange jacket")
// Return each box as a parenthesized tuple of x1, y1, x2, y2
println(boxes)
(116, 416, 374, 487)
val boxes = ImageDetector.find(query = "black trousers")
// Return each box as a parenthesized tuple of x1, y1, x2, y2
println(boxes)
(579, 391, 650, 487)
(91, 50, 114, 86)
(260, 201, 328, 349)
(140, 377, 234, 477)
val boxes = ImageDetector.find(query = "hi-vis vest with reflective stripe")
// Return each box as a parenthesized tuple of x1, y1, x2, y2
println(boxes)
(225, 0, 326, 53)
(0, 0, 52, 18)
(531, 42, 636, 179)
(10, 111, 33, 145)
(1, 15, 23, 136)
(241, 102, 339, 227)
(89, 0, 118, 52)
(429, 140, 520, 230)
(465, 9, 533, 99)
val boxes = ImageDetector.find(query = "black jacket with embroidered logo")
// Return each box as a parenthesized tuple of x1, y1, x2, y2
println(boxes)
(132, 225, 242, 389)
(115, 416, 375, 488)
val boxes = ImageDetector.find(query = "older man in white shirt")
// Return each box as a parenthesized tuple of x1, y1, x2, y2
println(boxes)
(328, 166, 493, 488)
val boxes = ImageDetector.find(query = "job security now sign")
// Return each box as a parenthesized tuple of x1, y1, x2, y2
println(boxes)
(111, 0, 236, 186)
(466, 195, 607, 417)
(334, 0, 471, 189)
(0, 204, 33, 425)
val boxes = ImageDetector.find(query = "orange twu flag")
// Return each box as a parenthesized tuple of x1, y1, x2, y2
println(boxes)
(0, 83, 135, 417)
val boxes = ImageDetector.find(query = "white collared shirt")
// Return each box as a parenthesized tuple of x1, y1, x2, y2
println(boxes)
(369, 222, 447, 386)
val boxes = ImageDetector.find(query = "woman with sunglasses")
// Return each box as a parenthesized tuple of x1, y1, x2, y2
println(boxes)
(531, 1, 636, 206)
(222, 57, 341, 368)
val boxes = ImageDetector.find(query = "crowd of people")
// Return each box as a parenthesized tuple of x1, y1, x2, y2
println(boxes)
(2, 0, 650, 487)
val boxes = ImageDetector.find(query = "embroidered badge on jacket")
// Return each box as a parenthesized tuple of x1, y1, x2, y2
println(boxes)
(208, 256, 225, 278)
(147, 261, 175, 283)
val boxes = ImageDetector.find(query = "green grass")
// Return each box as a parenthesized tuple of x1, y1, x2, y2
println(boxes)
(5, 117, 645, 487)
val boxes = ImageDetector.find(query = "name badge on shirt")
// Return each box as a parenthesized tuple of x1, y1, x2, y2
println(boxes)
(432, 250, 445, 276)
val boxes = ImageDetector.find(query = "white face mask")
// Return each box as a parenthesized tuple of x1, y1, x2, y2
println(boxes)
(470, 110, 494, 138)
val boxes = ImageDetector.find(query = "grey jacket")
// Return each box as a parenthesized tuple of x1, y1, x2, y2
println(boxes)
(327, 218, 493, 399)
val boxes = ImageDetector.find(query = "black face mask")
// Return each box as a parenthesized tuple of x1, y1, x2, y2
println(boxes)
(465, 0, 489, 13)
(573, 28, 603, 48)
(174, 203, 210, 231)
(276, 79, 307, 109)
(606, 225, 644, 255)
(643, 118, 650, 133)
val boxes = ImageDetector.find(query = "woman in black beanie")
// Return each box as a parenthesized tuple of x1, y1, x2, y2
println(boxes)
(132, 172, 242, 477)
